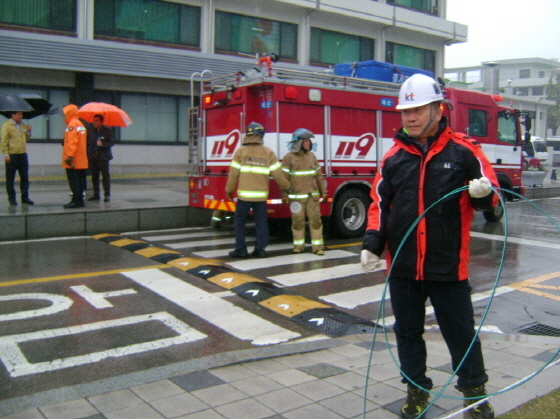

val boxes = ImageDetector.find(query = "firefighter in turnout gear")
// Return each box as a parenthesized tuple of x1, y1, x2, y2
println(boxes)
(281, 129, 327, 255)
(226, 122, 291, 258)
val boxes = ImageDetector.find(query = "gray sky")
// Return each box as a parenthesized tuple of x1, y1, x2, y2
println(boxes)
(445, 0, 560, 68)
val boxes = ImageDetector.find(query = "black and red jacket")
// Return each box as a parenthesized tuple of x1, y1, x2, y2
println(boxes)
(362, 118, 499, 281)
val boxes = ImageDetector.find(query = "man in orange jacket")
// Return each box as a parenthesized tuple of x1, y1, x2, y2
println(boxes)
(62, 104, 88, 209)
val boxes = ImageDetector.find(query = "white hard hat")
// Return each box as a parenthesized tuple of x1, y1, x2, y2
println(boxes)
(396, 73, 445, 110)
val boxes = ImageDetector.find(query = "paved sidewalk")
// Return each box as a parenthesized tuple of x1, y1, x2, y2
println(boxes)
(1, 332, 558, 419)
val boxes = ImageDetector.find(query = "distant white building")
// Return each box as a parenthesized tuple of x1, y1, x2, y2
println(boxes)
(0, 0, 467, 176)
(445, 58, 559, 139)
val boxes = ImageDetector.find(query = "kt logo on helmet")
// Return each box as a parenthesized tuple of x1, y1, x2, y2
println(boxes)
(334, 133, 375, 159)
(405, 93, 415, 101)
(210, 130, 241, 158)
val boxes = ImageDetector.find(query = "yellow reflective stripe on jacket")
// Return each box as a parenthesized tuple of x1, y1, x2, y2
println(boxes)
(288, 191, 321, 200)
(283, 168, 320, 176)
(311, 238, 324, 245)
(238, 190, 268, 199)
(270, 161, 281, 171)
(230, 161, 242, 169)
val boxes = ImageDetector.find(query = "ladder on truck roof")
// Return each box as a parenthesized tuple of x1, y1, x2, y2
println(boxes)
(202, 66, 401, 95)
(187, 70, 213, 175)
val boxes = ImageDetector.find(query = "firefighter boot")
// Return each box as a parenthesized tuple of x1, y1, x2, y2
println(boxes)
(455, 385, 494, 419)
(400, 384, 430, 419)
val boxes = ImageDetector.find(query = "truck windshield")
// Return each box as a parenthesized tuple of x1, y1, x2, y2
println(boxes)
(497, 111, 517, 145)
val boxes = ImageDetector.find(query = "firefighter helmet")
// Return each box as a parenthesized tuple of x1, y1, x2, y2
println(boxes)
(290, 128, 314, 153)
(396, 73, 445, 110)
(246, 122, 265, 137)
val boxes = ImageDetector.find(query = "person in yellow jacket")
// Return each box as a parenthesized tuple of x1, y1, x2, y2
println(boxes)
(1, 111, 34, 206)
(62, 104, 88, 209)
(226, 122, 291, 258)
(281, 129, 327, 255)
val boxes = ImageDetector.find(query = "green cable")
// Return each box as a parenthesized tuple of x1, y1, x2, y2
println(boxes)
(362, 186, 560, 418)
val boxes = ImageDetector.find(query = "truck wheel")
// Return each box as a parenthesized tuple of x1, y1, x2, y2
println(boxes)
(483, 191, 505, 222)
(332, 189, 370, 238)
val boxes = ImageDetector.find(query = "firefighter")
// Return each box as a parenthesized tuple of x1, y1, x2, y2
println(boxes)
(225, 122, 291, 258)
(360, 74, 498, 419)
(281, 129, 327, 255)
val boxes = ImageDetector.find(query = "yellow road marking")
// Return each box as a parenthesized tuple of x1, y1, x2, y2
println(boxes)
(0, 264, 169, 288)
(508, 270, 560, 301)
(326, 242, 361, 249)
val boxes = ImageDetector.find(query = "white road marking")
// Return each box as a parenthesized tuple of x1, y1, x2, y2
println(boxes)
(0, 293, 73, 321)
(123, 269, 300, 345)
(227, 250, 356, 271)
(471, 231, 560, 249)
(167, 236, 254, 249)
(70, 285, 137, 309)
(194, 242, 293, 258)
(142, 231, 232, 242)
(320, 283, 390, 309)
(0, 312, 206, 377)
(269, 261, 385, 287)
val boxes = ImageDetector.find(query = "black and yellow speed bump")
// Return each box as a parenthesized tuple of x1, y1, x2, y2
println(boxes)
(93, 233, 381, 337)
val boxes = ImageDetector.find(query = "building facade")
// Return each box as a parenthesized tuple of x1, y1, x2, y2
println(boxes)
(0, 0, 466, 176)
(445, 58, 560, 139)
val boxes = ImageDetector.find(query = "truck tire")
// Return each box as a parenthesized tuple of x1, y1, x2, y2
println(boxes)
(483, 190, 505, 222)
(332, 189, 370, 238)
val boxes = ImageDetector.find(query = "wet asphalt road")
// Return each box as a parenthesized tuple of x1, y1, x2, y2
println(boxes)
(0, 197, 559, 402)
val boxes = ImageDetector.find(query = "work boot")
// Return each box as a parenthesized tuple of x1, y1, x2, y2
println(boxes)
(400, 384, 430, 419)
(229, 249, 249, 258)
(251, 249, 266, 258)
(314, 249, 325, 255)
(293, 247, 304, 254)
(455, 385, 494, 419)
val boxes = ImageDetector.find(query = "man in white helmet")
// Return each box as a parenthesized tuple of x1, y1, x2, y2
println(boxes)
(361, 74, 498, 419)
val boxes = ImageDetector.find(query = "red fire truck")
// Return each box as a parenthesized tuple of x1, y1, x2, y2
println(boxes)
(187, 64, 525, 238)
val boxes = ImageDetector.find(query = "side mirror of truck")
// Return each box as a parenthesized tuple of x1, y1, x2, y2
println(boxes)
(524, 114, 532, 132)
(524, 131, 531, 144)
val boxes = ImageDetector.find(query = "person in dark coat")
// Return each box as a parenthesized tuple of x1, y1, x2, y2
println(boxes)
(87, 114, 114, 202)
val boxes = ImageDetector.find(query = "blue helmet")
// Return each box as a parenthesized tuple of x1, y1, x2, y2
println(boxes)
(292, 128, 314, 142)
(246, 122, 265, 137)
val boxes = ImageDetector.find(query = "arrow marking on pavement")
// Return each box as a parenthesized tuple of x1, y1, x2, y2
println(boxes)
(309, 318, 324, 326)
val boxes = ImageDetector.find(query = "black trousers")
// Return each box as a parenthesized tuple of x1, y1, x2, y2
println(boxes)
(233, 199, 268, 252)
(89, 156, 111, 197)
(66, 168, 87, 204)
(389, 277, 488, 390)
(5, 153, 30, 201)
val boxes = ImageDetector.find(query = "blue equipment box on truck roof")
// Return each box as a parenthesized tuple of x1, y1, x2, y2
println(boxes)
(334, 60, 433, 84)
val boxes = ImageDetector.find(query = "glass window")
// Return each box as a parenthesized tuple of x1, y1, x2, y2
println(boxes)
(468, 109, 487, 137)
(497, 111, 518, 145)
(532, 86, 544, 96)
(539, 71, 545, 78)
(516, 87, 529, 96)
(0, 0, 75, 32)
(386, 0, 438, 15)
(95, 0, 200, 47)
(215, 11, 297, 60)
(386, 42, 435, 73)
(519, 69, 530, 79)
(310, 28, 373, 66)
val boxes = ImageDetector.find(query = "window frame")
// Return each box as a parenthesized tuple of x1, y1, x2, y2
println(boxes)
(309, 27, 374, 66)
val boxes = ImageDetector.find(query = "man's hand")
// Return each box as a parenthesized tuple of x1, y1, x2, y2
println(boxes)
(320, 193, 328, 203)
(468, 176, 492, 198)
(360, 249, 382, 273)
(226, 192, 234, 201)
(281, 197, 289, 205)
(4, 156, 10, 164)
(64, 156, 74, 168)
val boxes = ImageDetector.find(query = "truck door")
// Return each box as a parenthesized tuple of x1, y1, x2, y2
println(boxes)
(205, 104, 244, 174)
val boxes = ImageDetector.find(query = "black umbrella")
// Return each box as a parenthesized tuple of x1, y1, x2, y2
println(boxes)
(0, 94, 34, 118)
(0, 94, 53, 119)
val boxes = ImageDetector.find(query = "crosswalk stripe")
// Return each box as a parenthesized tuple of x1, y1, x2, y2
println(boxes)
(227, 250, 356, 271)
(142, 231, 232, 242)
(194, 243, 293, 258)
(320, 283, 390, 309)
(167, 236, 254, 249)
(123, 268, 301, 346)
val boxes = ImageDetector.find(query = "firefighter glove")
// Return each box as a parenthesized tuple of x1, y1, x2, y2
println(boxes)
(281, 197, 290, 205)
(360, 249, 382, 273)
(468, 176, 492, 198)
(64, 156, 74, 167)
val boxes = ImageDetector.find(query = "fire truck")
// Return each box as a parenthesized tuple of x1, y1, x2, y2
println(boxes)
(186, 62, 526, 238)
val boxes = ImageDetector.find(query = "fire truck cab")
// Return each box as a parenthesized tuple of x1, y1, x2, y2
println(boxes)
(187, 64, 524, 238)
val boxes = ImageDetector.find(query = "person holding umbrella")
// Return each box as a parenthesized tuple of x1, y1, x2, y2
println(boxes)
(62, 104, 88, 209)
(1, 111, 34, 206)
(87, 114, 114, 202)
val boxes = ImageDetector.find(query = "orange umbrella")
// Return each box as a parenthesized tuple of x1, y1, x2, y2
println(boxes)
(78, 102, 132, 127)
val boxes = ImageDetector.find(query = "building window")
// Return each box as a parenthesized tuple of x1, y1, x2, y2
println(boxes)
(386, 42, 435, 73)
(310, 28, 374, 66)
(215, 11, 297, 60)
(0, 0, 76, 32)
(532, 86, 544, 96)
(519, 69, 531, 79)
(387, 0, 438, 15)
(539, 71, 545, 78)
(516, 87, 529, 96)
(94, 0, 201, 47)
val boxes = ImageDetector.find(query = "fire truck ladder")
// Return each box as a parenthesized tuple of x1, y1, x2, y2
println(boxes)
(202, 66, 401, 95)
(187, 70, 213, 175)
